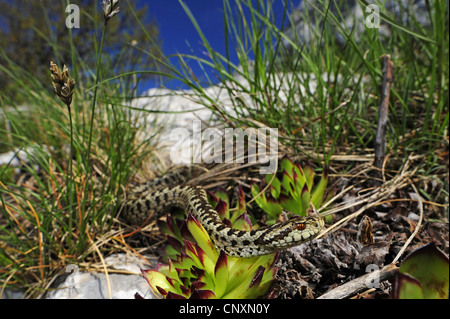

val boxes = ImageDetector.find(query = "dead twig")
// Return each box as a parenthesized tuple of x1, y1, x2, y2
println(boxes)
(317, 263, 399, 299)
(374, 55, 394, 171)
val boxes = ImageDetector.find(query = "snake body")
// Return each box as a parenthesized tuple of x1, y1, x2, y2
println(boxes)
(122, 168, 324, 257)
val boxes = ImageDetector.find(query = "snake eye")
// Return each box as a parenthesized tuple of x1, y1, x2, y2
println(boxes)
(295, 222, 306, 231)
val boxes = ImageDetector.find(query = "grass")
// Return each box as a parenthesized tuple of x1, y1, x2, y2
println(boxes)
(0, 1, 159, 296)
(0, 0, 448, 298)
(185, 0, 448, 167)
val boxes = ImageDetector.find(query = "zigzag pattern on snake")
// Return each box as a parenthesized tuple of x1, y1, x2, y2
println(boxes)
(121, 167, 324, 257)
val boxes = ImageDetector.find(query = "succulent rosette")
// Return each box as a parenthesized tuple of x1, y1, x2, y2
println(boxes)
(251, 156, 332, 222)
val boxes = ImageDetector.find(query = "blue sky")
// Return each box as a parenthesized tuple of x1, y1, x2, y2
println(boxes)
(138, 0, 301, 89)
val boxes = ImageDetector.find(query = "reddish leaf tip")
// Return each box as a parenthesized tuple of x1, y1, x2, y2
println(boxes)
(214, 250, 228, 277)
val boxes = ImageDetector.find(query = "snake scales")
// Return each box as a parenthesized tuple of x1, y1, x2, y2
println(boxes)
(122, 167, 324, 257)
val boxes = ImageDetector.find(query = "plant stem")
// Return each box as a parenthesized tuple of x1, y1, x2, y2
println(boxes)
(86, 22, 107, 171)
(67, 102, 74, 249)
(70, 20, 109, 253)
(81, 21, 108, 221)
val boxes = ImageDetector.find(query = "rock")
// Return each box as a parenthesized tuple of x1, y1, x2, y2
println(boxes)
(283, 0, 431, 48)
(1, 289, 25, 299)
(46, 254, 157, 299)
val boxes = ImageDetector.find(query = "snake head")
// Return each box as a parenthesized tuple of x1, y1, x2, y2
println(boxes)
(259, 216, 324, 251)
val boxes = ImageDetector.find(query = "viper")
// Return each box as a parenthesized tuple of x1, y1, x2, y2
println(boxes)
(122, 167, 324, 257)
